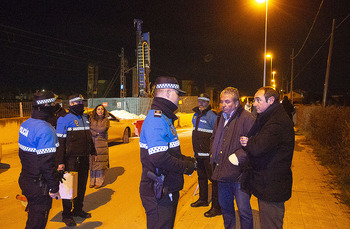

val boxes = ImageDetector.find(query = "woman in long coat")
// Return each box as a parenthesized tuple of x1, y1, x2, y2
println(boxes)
(89, 104, 110, 189)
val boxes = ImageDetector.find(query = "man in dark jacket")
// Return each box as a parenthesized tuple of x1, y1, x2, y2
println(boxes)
(240, 87, 295, 229)
(18, 91, 61, 229)
(211, 87, 255, 229)
(56, 94, 96, 227)
(139, 76, 196, 229)
(191, 93, 221, 217)
(281, 95, 295, 121)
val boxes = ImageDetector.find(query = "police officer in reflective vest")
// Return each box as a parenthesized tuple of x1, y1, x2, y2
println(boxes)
(191, 93, 221, 217)
(139, 76, 196, 229)
(56, 94, 96, 227)
(18, 91, 61, 229)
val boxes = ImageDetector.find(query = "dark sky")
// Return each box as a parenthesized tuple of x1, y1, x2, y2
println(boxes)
(0, 0, 349, 99)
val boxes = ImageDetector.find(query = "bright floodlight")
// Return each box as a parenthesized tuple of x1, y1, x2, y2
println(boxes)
(256, 0, 266, 3)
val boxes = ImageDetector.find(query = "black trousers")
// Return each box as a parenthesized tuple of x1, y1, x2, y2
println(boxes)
(140, 191, 180, 229)
(62, 156, 89, 218)
(196, 157, 220, 209)
(19, 177, 52, 229)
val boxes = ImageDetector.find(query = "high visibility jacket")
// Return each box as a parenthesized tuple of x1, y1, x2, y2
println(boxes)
(18, 118, 59, 194)
(192, 106, 217, 158)
(56, 112, 95, 166)
(139, 110, 188, 197)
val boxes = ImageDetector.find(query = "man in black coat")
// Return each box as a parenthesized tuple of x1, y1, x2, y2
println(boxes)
(240, 87, 295, 229)
(281, 95, 295, 121)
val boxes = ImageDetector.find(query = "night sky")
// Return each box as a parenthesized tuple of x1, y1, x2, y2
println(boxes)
(0, 0, 349, 99)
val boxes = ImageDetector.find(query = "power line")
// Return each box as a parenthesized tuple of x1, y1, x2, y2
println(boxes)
(293, 14, 350, 82)
(293, 0, 324, 59)
(293, 34, 330, 82)
(335, 13, 350, 29)
(103, 67, 121, 97)
(0, 31, 118, 68)
(0, 23, 118, 55)
(0, 59, 83, 72)
(0, 43, 117, 71)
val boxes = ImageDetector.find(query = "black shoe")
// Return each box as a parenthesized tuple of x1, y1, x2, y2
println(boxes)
(72, 210, 92, 218)
(204, 207, 222, 217)
(190, 199, 209, 207)
(63, 217, 76, 227)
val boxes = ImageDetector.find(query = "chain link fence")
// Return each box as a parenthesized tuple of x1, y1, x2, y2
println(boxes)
(0, 102, 32, 119)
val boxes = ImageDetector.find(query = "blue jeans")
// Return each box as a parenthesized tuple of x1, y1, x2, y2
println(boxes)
(218, 181, 253, 229)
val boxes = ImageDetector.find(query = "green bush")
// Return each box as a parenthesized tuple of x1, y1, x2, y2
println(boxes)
(296, 105, 350, 205)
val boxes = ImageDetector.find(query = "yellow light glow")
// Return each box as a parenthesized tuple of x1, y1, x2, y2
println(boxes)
(256, 0, 266, 3)
(266, 54, 271, 58)
(273, 71, 276, 74)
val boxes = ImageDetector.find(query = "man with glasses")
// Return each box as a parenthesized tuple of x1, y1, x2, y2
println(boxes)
(56, 94, 96, 227)
(240, 87, 295, 229)
(211, 87, 255, 229)
(139, 76, 196, 229)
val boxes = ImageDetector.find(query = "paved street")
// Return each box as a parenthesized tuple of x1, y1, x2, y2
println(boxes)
(0, 127, 350, 228)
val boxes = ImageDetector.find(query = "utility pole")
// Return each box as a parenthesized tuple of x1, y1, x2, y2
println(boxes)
(120, 48, 125, 98)
(290, 48, 294, 104)
(322, 19, 335, 108)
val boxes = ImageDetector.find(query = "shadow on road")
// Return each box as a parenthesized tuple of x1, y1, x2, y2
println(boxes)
(50, 167, 124, 225)
(0, 163, 10, 174)
(50, 188, 115, 225)
(57, 221, 103, 229)
(103, 166, 125, 186)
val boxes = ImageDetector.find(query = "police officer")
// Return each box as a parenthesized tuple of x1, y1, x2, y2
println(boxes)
(48, 96, 67, 128)
(191, 93, 221, 217)
(139, 76, 196, 229)
(56, 94, 96, 227)
(18, 91, 61, 229)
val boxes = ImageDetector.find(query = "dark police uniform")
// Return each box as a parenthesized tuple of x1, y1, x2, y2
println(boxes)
(139, 76, 195, 229)
(19, 99, 59, 229)
(56, 111, 95, 219)
(192, 105, 221, 213)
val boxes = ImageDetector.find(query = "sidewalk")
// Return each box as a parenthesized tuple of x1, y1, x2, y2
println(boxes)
(174, 132, 350, 229)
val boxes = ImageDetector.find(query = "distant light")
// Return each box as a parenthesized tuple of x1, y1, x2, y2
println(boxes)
(120, 85, 124, 89)
(41, 89, 45, 92)
(256, 0, 266, 3)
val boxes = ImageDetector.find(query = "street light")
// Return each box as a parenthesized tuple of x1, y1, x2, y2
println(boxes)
(256, 0, 268, 87)
(272, 71, 276, 89)
(266, 54, 273, 84)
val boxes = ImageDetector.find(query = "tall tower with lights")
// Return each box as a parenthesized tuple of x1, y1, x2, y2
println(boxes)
(134, 19, 151, 97)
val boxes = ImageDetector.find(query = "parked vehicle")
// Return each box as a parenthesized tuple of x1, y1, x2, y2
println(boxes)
(107, 112, 134, 143)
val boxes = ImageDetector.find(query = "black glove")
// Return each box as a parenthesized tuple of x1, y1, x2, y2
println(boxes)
(183, 160, 195, 175)
(58, 170, 66, 183)
(183, 156, 197, 170)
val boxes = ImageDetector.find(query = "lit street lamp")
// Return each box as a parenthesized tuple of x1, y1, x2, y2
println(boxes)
(272, 71, 276, 89)
(256, 0, 268, 87)
(266, 54, 273, 84)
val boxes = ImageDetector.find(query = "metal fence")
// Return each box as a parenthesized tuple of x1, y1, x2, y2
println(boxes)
(0, 102, 32, 119)
(0, 96, 199, 119)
